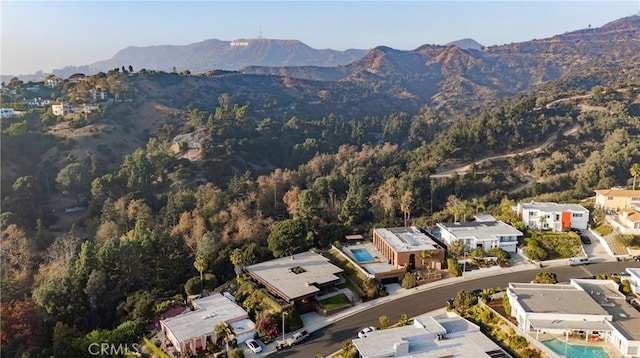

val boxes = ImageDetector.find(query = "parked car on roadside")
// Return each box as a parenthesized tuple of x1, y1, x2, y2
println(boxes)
(358, 326, 375, 338)
(245, 338, 262, 353)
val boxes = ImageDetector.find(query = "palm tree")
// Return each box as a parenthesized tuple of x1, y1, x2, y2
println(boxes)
(215, 322, 234, 354)
(630, 163, 640, 190)
(400, 190, 413, 227)
(229, 248, 245, 276)
(419, 250, 435, 269)
(193, 255, 206, 293)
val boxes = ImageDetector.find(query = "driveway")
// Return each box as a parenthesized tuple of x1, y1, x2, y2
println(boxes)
(582, 230, 613, 261)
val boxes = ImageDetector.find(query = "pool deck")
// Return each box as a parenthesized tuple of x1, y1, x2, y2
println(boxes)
(538, 333, 623, 358)
(342, 243, 397, 274)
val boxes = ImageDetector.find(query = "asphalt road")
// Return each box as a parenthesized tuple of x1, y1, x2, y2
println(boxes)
(274, 260, 640, 358)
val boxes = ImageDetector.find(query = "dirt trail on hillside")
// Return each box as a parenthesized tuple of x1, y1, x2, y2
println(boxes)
(431, 123, 580, 179)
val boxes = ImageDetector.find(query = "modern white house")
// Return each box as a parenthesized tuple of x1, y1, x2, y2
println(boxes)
(351, 310, 512, 358)
(160, 294, 255, 354)
(506, 279, 640, 357)
(516, 201, 589, 231)
(627, 267, 640, 295)
(436, 221, 523, 253)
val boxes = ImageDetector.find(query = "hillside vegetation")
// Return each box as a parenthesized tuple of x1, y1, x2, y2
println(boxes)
(1, 17, 640, 358)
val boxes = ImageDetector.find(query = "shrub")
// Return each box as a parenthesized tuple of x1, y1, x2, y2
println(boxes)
(616, 234, 634, 247)
(503, 296, 511, 315)
(595, 225, 613, 236)
(510, 335, 529, 350)
(400, 272, 417, 289)
(447, 257, 462, 277)
(620, 279, 632, 295)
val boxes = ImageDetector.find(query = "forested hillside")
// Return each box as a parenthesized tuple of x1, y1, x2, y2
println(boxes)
(1, 34, 640, 358)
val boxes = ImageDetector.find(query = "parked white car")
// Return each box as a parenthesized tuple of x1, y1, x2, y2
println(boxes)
(245, 338, 262, 353)
(358, 326, 375, 338)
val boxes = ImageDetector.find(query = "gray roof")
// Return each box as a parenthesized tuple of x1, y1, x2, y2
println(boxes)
(510, 283, 608, 315)
(162, 294, 251, 343)
(438, 221, 523, 241)
(245, 251, 343, 301)
(519, 201, 589, 213)
(352, 311, 512, 358)
(510, 280, 640, 341)
(374, 227, 443, 252)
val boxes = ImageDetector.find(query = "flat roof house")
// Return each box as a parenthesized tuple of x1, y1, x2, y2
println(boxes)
(436, 221, 523, 253)
(372, 227, 445, 271)
(595, 188, 640, 211)
(352, 310, 512, 358)
(507, 279, 640, 357)
(516, 201, 589, 231)
(627, 268, 640, 295)
(245, 251, 343, 313)
(160, 294, 255, 355)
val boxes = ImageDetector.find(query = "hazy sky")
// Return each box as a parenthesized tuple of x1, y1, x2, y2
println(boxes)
(1, 1, 639, 75)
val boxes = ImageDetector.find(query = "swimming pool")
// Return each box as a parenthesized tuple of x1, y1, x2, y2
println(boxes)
(351, 248, 375, 263)
(542, 339, 609, 358)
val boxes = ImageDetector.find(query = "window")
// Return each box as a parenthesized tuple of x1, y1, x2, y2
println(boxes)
(607, 196, 613, 200)
(632, 197, 640, 201)
(572, 213, 583, 217)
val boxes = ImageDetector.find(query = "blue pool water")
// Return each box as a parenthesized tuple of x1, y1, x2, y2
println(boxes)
(351, 248, 375, 263)
(542, 339, 609, 358)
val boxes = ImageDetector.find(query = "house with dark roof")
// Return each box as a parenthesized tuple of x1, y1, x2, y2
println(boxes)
(244, 251, 343, 313)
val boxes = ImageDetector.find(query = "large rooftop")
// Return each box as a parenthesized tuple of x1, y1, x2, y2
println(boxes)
(509, 282, 609, 315)
(352, 311, 512, 358)
(245, 251, 343, 301)
(438, 221, 523, 241)
(519, 201, 588, 213)
(162, 294, 251, 343)
(509, 279, 640, 341)
(374, 226, 443, 252)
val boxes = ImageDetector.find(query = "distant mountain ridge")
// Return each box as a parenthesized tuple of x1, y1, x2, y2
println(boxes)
(445, 38, 484, 50)
(243, 15, 640, 108)
(91, 38, 369, 73)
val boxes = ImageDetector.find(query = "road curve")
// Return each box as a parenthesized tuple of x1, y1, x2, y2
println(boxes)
(275, 260, 640, 358)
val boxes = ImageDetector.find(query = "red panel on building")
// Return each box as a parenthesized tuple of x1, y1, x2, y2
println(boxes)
(561, 211, 571, 229)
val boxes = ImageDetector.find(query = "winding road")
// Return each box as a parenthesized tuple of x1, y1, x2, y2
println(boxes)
(274, 260, 639, 358)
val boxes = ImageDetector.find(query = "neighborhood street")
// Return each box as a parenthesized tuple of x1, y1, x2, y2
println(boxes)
(273, 260, 640, 358)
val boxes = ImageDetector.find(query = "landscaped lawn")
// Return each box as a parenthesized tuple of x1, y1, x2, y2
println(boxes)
(318, 293, 351, 310)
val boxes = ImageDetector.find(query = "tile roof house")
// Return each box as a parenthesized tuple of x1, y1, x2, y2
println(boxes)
(595, 188, 640, 210)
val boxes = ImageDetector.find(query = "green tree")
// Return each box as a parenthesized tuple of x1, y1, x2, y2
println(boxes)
(453, 289, 477, 312)
(56, 162, 88, 204)
(534, 272, 558, 284)
(448, 239, 465, 258)
(503, 294, 511, 315)
(631, 163, 640, 190)
(267, 219, 308, 257)
(215, 322, 234, 353)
